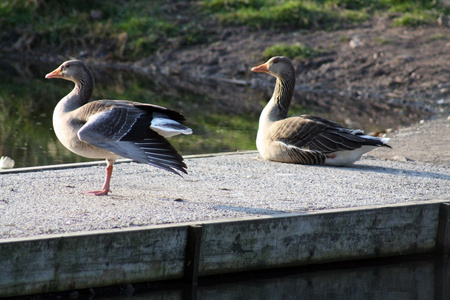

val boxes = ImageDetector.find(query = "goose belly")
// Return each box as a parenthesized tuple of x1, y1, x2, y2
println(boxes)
(256, 125, 275, 161)
(324, 146, 377, 166)
(256, 128, 265, 156)
(56, 130, 118, 160)
(53, 116, 118, 160)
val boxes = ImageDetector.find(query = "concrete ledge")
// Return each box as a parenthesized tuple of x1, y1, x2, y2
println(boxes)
(199, 201, 443, 276)
(0, 225, 188, 297)
(0, 200, 448, 298)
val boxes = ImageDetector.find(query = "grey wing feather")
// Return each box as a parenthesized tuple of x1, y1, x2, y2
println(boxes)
(77, 105, 187, 175)
(278, 115, 386, 154)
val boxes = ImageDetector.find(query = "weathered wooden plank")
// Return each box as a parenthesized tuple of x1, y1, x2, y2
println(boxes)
(0, 226, 188, 297)
(184, 225, 203, 284)
(437, 203, 450, 255)
(198, 202, 442, 276)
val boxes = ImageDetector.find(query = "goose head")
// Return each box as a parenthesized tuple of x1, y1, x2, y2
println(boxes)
(251, 56, 295, 79)
(45, 60, 91, 83)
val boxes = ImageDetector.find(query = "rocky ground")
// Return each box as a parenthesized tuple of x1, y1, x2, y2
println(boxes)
(370, 116, 450, 166)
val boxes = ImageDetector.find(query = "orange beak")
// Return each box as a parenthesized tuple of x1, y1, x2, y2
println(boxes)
(251, 62, 269, 73)
(45, 66, 63, 79)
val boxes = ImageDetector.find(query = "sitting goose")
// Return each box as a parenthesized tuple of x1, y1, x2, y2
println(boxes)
(251, 56, 390, 166)
(45, 60, 192, 195)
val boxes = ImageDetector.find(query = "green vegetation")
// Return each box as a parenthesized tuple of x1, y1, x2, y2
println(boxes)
(262, 43, 322, 60)
(0, 0, 209, 60)
(428, 32, 446, 40)
(0, 0, 448, 60)
(391, 11, 439, 27)
(204, 0, 368, 29)
(202, 0, 448, 29)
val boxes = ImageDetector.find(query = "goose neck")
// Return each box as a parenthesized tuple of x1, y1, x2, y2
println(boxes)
(76, 72, 94, 104)
(272, 73, 295, 118)
(64, 72, 94, 111)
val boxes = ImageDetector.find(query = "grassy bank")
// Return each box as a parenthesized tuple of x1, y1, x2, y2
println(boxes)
(204, 0, 448, 28)
(0, 0, 448, 61)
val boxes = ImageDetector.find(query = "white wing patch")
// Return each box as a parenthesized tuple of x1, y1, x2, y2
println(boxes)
(359, 134, 390, 144)
(151, 117, 193, 138)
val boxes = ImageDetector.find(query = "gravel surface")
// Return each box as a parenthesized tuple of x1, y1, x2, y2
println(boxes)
(370, 116, 450, 166)
(1, 116, 449, 239)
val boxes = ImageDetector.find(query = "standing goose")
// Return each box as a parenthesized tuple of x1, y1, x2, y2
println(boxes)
(46, 60, 192, 195)
(251, 56, 390, 166)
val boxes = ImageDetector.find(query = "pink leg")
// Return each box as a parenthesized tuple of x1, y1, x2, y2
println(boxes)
(84, 160, 114, 196)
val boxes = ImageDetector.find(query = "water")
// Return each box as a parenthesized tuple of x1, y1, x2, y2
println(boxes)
(50, 256, 449, 299)
(0, 59, 430, 168)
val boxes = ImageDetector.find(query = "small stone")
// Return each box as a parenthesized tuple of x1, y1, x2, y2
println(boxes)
(392, 155, 411, 162)
(349, 35, 363, 48)
(410, 72, 420, 79)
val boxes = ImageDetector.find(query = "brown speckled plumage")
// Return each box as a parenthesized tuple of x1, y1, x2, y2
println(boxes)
(252, 56, 390, 166)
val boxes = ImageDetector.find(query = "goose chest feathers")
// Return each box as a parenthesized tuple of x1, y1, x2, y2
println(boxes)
(251, 56, 390, 166)
(46, 60, 192, 195)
